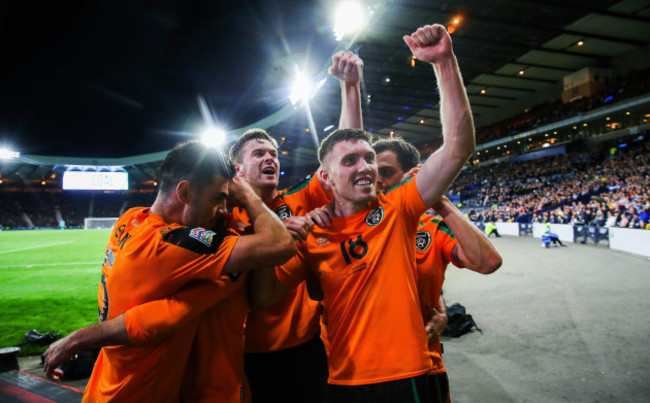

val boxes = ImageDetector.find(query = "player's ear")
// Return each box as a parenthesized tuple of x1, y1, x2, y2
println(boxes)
(233, 163, 243, 176)
(175, 180, 191, 205)
(319, 166, 332, 187)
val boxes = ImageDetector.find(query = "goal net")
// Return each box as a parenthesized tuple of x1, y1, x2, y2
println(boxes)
(84, 217, 119, 230)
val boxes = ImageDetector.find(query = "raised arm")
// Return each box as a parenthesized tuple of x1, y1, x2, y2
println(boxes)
(223, 175, 297, 273)
(329, 50, 364, 130)
(434, 197, 502, 274)
(404, 24, 475, 207)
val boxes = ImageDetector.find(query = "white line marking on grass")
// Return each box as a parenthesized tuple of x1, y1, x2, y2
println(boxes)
(0, 262, 100, 268)
(0, 240, 74, 255)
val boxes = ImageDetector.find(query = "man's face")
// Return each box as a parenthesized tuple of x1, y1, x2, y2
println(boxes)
(236, 139, 279, 192)
(183, 173, 229, 229)
(323, 139, 377, 205)
(376, 149, 404, 191)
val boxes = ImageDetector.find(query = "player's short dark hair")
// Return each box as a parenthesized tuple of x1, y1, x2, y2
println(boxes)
(228, 128, 279, 163)
(158, 140, 234, 197)
(318, 129, 373, 165)
(372, 138, 421, 172)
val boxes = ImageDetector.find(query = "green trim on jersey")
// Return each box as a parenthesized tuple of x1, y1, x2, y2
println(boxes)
(420, 216, 457, 239)
(282, 175, 312, 196)
(383, 176, 414, 195)
(434, 219, 456, 239)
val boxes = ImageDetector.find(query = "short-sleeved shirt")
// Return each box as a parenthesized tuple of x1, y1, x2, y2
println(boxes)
(243, 175, 331, 353)
(83, 207, 237, 403)
(275, 178, 432, 385)
(415, 215, 460, 375)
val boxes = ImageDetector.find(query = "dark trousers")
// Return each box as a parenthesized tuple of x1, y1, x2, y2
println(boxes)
(325, 372, 449, 403)
(244, 336, 328, 403)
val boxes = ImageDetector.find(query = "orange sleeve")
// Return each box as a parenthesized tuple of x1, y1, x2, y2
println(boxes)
(158, 230, 239, 283)
(274, 247, 309, 288)
(282, 174, 332, 214)
(435, 221, 461, 267)
(383, 177, 427, 229)
(125, 278, 240, 345)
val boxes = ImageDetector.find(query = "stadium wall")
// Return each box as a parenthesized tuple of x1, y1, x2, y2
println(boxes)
(608, 227, 650, 258)
(495, 222, 650, 258)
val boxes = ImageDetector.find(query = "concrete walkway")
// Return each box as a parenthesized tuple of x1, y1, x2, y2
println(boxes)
(441, 235, 650, 403)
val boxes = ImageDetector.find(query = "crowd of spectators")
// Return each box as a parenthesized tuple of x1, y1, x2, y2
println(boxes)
(459, 135, 649, 229)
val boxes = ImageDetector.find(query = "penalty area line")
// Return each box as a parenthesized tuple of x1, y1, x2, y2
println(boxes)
(0, 240, 74, 255)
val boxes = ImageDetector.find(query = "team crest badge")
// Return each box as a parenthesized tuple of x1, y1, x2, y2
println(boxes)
(274, 205, 293, 221)
(189, 228, 215, 247)
(416, 231, 431, 251)
(365, 206, 384, 226)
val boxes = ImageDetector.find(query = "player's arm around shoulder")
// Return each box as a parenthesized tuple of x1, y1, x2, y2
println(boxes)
(223, 176, 297, 274)
(434, 197, 502, 274)
(404, 24, 475, 207)
(249, 238, 313, 310)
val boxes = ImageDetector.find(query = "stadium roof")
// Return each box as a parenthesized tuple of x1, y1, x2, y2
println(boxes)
(1, 0, 650, 179)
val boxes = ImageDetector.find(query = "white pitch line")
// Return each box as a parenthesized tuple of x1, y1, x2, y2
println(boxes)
(0, 261, 100, 269)
(0, 240, 74, 255)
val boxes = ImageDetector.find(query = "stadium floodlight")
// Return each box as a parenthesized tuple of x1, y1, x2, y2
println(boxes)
(333, 1, 366, 41)
(200, 128, 226, 149)
(289, 73, 315, 105)
(0, 148, 20, 160)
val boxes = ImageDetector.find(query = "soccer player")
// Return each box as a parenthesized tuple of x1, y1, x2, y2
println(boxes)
(43, 140, 296, 402)
(241, 50, 363, 403)
(373, 136, 502, 401)
(252, 24, 476, 402)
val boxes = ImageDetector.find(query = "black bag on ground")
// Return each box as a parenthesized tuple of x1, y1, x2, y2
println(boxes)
(442, 303, 483, 338)
(41, 348, 100, 380)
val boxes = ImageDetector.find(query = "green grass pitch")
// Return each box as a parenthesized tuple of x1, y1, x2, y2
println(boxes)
(0, 229, 110, 355)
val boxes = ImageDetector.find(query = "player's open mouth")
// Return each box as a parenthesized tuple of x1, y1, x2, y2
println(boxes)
(354, 178, 372, 186)
(262, 167, 276, 175)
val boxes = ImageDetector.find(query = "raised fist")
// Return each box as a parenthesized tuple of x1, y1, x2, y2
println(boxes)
(403, 24, 453, 64)
(328, 50, 364, 86)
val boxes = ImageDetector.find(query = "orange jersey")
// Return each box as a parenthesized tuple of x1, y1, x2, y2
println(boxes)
(124, 273, 251, 403)
(415, 214, 460, 375)
(84, 208, 237, 403)
(275, 178, 432, 385)
(243, 174, 331, 352)
(181, 277, 251, 403)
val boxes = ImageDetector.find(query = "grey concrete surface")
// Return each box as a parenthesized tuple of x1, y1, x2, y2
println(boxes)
(441, 235, 650, 403)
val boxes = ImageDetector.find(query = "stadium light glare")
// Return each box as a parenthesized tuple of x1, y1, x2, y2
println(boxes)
(200, 128, 226, 149)
(0, 148, 20, 160)
(333, 2, 366, 41)
(289, 73, 316, 105)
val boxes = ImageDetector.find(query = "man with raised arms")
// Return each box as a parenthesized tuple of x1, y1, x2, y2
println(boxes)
(253, 24, 476, 402)
(373, 137, 502, 401)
